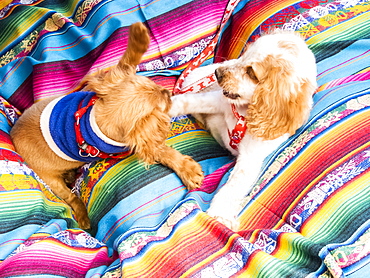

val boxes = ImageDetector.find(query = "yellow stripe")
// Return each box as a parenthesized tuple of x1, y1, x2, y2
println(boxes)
(166, 130, 210, 144)
(0, 189, 74, 220)
(312, 14, 370, 83)
(275, 113, 370, 228)
(181, 232, 240, 277)
(8, 9, 47, 45)
(239, 108, 369, 232)
(121, 212, 205, 275)
(302, 170, 370, 239)
(0, 142, 15, 151)
(238, 251, 273, 278)
(273, 232, 302, 261)
(307, 9, 370, 46)
(0, 1, 12, 10)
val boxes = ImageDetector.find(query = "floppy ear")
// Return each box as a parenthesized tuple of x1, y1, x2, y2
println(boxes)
(122, 88, 171, 136)
(81, 64, 136, 98)
(122, 90, 171, 164)
(246, 55, 315, 140)
(125, 108, 171, 165)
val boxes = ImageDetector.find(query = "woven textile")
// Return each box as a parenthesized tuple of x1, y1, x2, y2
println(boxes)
(0, 0, 369, 277)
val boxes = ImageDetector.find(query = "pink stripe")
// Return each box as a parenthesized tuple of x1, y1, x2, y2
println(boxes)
(29, 2, 228, 100)
(88, 12, 224, 72)
(151, 11, 224, 47)
(321, 71, 370, 90)
(200, 162, 233, 191)
(33, 74, 83, 99)
(0, 241, 112, 275)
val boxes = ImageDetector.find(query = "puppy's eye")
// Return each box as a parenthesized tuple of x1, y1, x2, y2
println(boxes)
(246, 66, 259, 83)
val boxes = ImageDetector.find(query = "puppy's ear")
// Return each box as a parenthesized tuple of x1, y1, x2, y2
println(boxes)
(120, 87, 171, 135)
(123, 104, 171, 165)
(82, 64, 136, 98)
(246, 55, 315, 140)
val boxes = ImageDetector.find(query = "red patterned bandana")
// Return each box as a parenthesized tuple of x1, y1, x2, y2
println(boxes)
(228, 104, 247, 150)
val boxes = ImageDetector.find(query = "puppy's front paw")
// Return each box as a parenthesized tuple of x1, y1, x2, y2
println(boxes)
(129, 22, 150, 53)
(207, 206, 239, 231)
(179, 155, 204, 190)
(169, 95, 186, 118)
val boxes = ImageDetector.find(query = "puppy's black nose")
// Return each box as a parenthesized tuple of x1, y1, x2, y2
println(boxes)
(215, 68, 222, 83)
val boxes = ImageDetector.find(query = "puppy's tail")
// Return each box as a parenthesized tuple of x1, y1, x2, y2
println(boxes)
(118, 22, 150, 69)
(79, 22, 150, 92)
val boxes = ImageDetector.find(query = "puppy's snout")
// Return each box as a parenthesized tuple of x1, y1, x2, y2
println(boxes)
(215, 68, 223, 83)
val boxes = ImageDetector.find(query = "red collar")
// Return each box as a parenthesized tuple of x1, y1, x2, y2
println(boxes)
(74, 95, 131, 159)
(228, 104, 247, 150)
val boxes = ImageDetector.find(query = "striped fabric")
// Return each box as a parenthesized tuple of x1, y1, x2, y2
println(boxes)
(0, 0, 228, 110)
(0, 0, 369, 277)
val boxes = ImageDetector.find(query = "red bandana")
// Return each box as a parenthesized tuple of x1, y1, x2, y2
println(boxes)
(175, 72, 248, 151)
(74, 95, 131, 159)
(228, 104, 247, 150)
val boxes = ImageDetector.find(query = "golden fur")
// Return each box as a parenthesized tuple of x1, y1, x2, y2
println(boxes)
(214, 31, 315, 141)
(246, 55, 315, 140)
(10, 22, 204, 230)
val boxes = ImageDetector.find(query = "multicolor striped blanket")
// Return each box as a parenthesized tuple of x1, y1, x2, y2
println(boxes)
(0, 0, 369, 277)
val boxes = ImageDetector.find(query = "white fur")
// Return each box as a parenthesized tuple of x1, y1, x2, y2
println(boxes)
(169, 31, 317, 230)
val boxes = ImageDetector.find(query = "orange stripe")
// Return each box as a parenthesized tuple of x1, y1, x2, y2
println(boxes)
(182, 231, 240, 277)
(122, 213, 235, 277)
(121, 213, 208, 276)
(276, 111, 370, 228)
(239, 107, 369, 233)
(302, 170, 370, 238)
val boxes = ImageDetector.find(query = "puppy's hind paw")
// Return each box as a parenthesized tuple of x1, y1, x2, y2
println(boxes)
(180, 156, 204, 191)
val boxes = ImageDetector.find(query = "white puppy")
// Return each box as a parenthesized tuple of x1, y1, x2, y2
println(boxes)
(169, 30, 317, 230)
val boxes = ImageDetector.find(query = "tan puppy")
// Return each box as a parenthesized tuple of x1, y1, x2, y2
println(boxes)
(10, 22, 204, 230)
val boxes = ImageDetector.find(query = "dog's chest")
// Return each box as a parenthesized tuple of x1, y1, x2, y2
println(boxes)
(201, 108, 242, 156)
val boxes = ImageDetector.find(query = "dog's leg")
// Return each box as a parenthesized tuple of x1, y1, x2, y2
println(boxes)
(169, 89, 227, 118)
(154, 146, 204, 190)
(129, 125, 204, 190)
(41, 173, 91, 230)
(207, 135, 288, 231)
(206, 152, 257, 231)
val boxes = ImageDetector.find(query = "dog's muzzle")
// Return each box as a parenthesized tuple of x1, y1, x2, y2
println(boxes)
(215, 68, 241, 100)
(223, 90, 241, 100)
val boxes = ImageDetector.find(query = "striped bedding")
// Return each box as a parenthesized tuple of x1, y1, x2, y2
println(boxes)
(0, 0, 369, 277)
